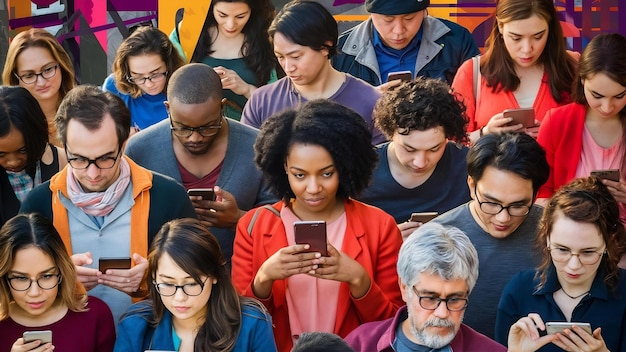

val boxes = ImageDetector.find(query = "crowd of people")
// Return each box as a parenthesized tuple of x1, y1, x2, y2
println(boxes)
(1, 0, 626, 351)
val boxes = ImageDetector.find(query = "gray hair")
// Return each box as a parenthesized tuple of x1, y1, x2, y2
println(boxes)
(398, 223, 479, 293)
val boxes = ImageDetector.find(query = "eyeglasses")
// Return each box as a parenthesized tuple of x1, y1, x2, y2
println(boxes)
(14, 64, 59, 85)
(6, 273, 62, 291)
(549, 247, 606, 265)
(153, 276, 210, 297)
(66, 148, 122, 170)
(170, 114, 223, 138)
(126, 71, 167, 85)
(474, 185, 531, 217)
(412, 286, 468, 312)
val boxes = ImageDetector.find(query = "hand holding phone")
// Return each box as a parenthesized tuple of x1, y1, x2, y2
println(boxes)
(99, 257, 132, 273)
(23, 330, 52, 344)
(591, 169, 620, 182)
(503, 108, 536, 128)
(187, 188, 216, 201)
(294, 221, 328, 256)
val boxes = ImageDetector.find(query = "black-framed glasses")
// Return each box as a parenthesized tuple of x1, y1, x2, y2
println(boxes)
(66, 148, 122, 170)
(549, 247, 606, 265)
(474, 185, 531, 217)
(14, 64, 59, 85)
(412, 286, 468, 311)
(6, 273, 62, 291)
(126, 71, 167, 85)
(153, 276, 210, 297)
(170, 114, 223, 138)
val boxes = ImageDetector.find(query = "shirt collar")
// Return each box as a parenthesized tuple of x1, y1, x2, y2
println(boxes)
(372, 26, 423, 55)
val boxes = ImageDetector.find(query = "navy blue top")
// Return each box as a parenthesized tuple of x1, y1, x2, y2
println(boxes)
(358, 142, 470, 224)
(495, 267, 626, 351)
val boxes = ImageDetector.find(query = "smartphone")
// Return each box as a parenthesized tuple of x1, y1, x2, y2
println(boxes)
(545, 322, 592, 335)
(387, 70, 412, 82)
(294, 221, 328, 256)
(187, 188, 216, 201)
(98, 257, 132, 273)
(591, 169, 620, 182)
(409, 212, 439, 223)
(503, 108, 536, 128)
(23, 330, 52, 344)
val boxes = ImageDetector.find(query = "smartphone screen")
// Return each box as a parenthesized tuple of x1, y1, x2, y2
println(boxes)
(99, 257, 132, 273)
(294, 221, 328, 256)
(187, 188, 216, 201)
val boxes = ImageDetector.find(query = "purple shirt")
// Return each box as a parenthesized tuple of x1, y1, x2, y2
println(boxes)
(241, 75, 386, 144)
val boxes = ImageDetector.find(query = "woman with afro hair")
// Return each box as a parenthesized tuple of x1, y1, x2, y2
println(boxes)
(232, 99, 403, 351)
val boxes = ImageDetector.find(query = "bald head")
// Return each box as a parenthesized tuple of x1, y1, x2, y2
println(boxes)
(167, 63, 222, 104)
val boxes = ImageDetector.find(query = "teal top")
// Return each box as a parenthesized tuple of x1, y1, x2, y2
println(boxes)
(169, 28, 277, 121)
(201, 56, 255, 121)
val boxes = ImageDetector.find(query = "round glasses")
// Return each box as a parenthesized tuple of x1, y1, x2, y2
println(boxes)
(549, 247, 606, 265)
(474, 185, 531, 217)
(14, 64, 59, 85)
(153, 276, 209, 297)
(170, 116, 223, 138)
(412, 286, 468, 312)
(7, 274, 62, 291)
(127, 71, 167, 85)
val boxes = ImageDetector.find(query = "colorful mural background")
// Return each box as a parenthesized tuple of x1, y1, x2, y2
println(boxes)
(1, 0, 623, 85)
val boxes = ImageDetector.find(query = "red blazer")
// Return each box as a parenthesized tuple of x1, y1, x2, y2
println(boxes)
(452, 53, 577, 133)
(536, 102, 586, 199)
(232, 199, 403, 352)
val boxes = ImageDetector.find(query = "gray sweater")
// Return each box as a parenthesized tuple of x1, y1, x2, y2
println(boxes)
(125, 118, 278, 265)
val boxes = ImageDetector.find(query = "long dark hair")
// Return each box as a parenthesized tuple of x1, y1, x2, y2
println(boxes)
(481, 0, 576, 103)
(191, 0, 278, 86)
(148, 218, 265, 352)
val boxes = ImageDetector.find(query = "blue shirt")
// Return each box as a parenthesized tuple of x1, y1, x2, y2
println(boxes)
(102, 74, 168, 130)
(495, 268, 626, 351)
(373, 27, 422, 82)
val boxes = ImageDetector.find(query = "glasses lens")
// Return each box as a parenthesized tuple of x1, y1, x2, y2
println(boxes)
(418, 296, 441, 310)
(149, 72, 167, 83)
(42, 65, 57, 79)
(182, 283, 204, 296)
(38, 274, 61, 289)
(507, 206, 530, 217)
(479, 202, 502, 215)
(155, 283, 176, 296)
(22, 75, 37, 84)
(68, 159, 89, 169)
(8, 277, 31, 291)
(95, 158, 117, 169)
(446, 298, 468, 311)
(171, 128, 193, 138)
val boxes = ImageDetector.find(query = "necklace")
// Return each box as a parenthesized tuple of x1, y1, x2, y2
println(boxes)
(560, 288, 589, 300)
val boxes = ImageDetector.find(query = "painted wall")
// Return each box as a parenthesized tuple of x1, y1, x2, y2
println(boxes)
(1, 0, 623, 85)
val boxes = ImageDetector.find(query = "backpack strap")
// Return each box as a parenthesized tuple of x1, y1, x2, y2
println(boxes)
(247, 204, 280, 236)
